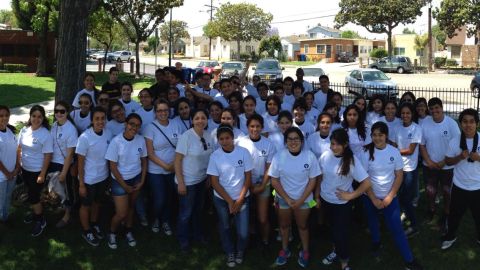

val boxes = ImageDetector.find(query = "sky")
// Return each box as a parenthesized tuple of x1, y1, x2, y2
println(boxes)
(0, 0, 441, 40)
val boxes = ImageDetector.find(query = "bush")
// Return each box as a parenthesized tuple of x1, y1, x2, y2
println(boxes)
(239, 52, 250, 62)
(250, 51, 260, 63)
(445, 59, 458, 67)
(434, 57, 446, 68)
(370, 48, 388, 59)
(143, 46, 152, 54)
(278, 52, 287, 62)
(4, 64, 28, 73)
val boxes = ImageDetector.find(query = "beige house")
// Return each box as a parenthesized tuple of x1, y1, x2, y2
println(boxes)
(392, 34, 438, 66)
(185, 36, 260, 61)
(444, 26, 479, 67)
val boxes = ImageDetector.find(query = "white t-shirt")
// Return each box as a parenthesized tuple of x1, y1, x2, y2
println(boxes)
(269, 131, 285, 152)
(69, 110, 91, 134)
(302, 81, 313, 92)
(313, 91, 328, 111)
(255, 98, 266, 115)
(366, 112, 382, 127)
(173, 116, 192, 135)
(306, 108, 320, 127)
(0, 128, 17, 181)
(18, 126, 53, 172)
(207, 119, 221, 134)
(105, 134, 147, 180)
(268, 149, 321, 202)
(144, 120, 182, 174)
(119, 99, 141, 116)
(307, 132, 331, 158)
(75, 128, 113, 184)
(417, 115, 431, 126)
(136, 107, 155, 134)
(237, 135, 276, 183)
(420, 115, 461, 169)
(293, 120, 315, 140)
(175, 128, 214, 185)
(106, 120, 125, 136)
(359, 144, 403, 199)
(214, 95, 229, 108)
(320, 150, 368, 204)
(284, 94, 295, 105)
(394, 122, 422, 172)
(245, 84, 259, 98)
(210, 127, 245, 150)
(379, 116, 401, 142)
(238, 113, 249, 134)
(72, 88, 97, 108)
(51, 121, 78, 165)
(176, 83, 186, 97)
(262, 112, 279, 134)
(207, 146, 253, 200)
(195, 87, 220, 98)
(348, 127, 371, 156)
(281, 100, 293, 112)
(446, 133, 480, 191)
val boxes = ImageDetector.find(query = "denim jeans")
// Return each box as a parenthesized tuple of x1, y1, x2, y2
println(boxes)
(399, 169, 418, 227)
(363, 196, 414, 263)
(213, 196, 250, 255)
(0, 179, 16, 221)
(148, 173, 175, 224)
(177, 181, 206, 248)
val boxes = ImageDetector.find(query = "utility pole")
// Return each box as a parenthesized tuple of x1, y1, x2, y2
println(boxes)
(168, 8, 173, 67)
(428, 1, 433, 72)
(154, 28, 158, 68)
(204, 0, 217, 60)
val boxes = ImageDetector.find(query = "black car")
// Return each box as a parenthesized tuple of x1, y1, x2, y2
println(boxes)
(337, 52, 355, 63)
(252, 59, 284, 85)
(471, 72, 480, 98)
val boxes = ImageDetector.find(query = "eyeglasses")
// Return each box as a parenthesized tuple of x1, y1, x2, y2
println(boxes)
(127, 122, 141, 128)
(79, 101, 90, 105)
(200, 137, 208, 151)
(287, 137, 301, 142)
(54, 109, 66, 114)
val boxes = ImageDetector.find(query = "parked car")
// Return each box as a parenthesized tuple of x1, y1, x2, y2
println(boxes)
(90, 51, 106, 60)
(220, 61, 248, 80)
(470, 72, 480, 98)
(369, 56, 413, 74)
(337, 51, 355, 63)
(345, 68, 398, 99)
(195, 61, 219, 74)
(302, 67, 326, 84)
(252, 58, 284, 85)
(97, 52, 116, 63)
(110, 51, 133, 62)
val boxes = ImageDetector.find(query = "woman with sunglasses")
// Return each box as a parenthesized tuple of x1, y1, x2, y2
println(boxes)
(70, 93, 93, 134)
(174, 109, 214, 253)
(105, 113, 147, 249)
(96, 91, 111, 113)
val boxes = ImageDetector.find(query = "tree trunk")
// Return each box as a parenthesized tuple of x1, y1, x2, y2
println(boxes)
(387, 28, 393, 58)
(237, 39, 241, 60)
(36, 9, 49, 76)
(102, 47, 109, 72)
(135, 40, 140, 77)
(55, 0, 99, 103)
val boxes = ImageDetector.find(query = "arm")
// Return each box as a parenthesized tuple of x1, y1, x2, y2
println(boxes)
(109, 161, 133, 193)
(186, 83, 214, 101)
(271, 177, 293, 206)
(253, 163, 271, 194)
(293, 177, 316, 209)
(382, 169, 404, 207)
(134, 157, 147, 190)
(0, 161, 13, 180)
(336, 178, 372, 201)
(445, 150, 469, 166)
(174, 152, 187, 195)
(420, 144, 439, 169)
(59, 148, 75, 182)
(77, 154, 87, 197)
(210, 174, 235, 212)
(233, 170, 252, 213)
(37, 153, 52, 183)
(366, 187, 384, 209)
(399, 143, 417, 156)
(146, 138, 173, 172)
(314, 175, 323, 208)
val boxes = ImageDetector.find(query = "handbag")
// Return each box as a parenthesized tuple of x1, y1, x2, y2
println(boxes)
(47, 171, 67, 203)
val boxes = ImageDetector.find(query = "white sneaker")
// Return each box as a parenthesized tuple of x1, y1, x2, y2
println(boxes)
(226, 253, 236, 268)
(322, 250, 337, 265)
(441, 237, 456, 250)
(151, 219, 160, 233)
(162, 222, 173, 236)
(126, 232, 137, 247)
(108, 233, 117, 249)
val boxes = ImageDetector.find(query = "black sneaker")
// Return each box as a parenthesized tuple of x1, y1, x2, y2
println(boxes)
(235, 251, 244, 264)
(23, 212, 33, 224)
(92, 225, 104, 240)
(31, 218, 46, 237)
(405, 259, 423, 270)
(82, 231, 100, 247)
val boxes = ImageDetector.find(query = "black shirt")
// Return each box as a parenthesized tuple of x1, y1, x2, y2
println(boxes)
(101, 81, 121, 99)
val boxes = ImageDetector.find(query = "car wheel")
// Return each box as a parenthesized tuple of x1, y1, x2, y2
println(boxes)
(397, 67, 404, 74)
(473, 86, 480, 98)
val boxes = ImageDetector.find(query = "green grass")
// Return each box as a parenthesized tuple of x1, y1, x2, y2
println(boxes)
(281, 61, 317, 66)
(0, 73, 155, 108)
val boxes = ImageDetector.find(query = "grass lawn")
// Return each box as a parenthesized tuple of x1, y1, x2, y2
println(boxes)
(1, 73, 155, 108)
(281, 61, 317, 67)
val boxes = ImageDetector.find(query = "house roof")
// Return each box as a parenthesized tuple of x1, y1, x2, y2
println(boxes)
(307, 24, 341, 34)
(445, 26, 467, 46)
(281, 34, 308, 44)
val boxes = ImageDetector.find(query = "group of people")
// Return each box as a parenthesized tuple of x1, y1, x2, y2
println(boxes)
(0, 64, 479, 270)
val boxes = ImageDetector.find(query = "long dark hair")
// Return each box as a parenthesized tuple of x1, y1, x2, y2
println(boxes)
(27, 105, 50, 130)
(342, 104, 366, 141)
(330, 128, 354, 176)
(364, 121, 389, 161)
(222, 108, 240, 129)
(323, 102, 340, 124)
(459, 108, 480, 162)
(0, 105, 15, 133)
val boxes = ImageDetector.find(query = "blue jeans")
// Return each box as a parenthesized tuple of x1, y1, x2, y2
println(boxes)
(148, 173, 175, 224)
(399, 169, 418, 227)
(177, 181, 206, 248)
(363, 196, 413, 263)
(0, 179, 16, 221)
(213, 196, 250, 255)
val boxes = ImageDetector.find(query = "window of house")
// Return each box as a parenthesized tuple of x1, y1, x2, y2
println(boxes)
(246, 45, 252, 53)
(451, 45, 461, 58)
(316, 44, 326, 54)
(394, 47, 405, 55)
(309, 33, 315, 38)
(336, 44, 343, 53)
(304, 44, 309, 54)
(359, 46, 365, 53)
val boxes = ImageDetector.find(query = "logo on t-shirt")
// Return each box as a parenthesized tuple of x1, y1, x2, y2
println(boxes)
(261, 150, 267, 156)
(304, 164, 309, 169)
(443, 130, 448, 137)
(389, 156, 394, 163)
(58, 133, 63, 138)
(32, 138, 38, 144)
(138, 148, 143, 154)
(173, 133, 178, 138)
(236, 159, 244, 168)
(408, 133, 412, 139)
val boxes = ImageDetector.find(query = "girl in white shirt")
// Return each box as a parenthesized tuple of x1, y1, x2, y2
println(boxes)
(76, 107, 113, 247)
(308, 113, 333, 158)
(292, 97, 315, 142)
(323, 102, 342, 131)
(207, 101, 223, 133)
(269, 127, 321, 268)
(414, 98, 430, 126)
(366, 95, 384, 127)
(106, 101, 126, 136)
(118, 82, 141, 116)
(380, 100, 401, 142)
(211, 109, 245, 149)
(331, 92, 346, 122)
(361, 121, 422, 270)
(105, 113, 147, 249)
(17, 105, 53, 237)
(262, 95, 281, 135)
(352, 96, 367, 124)
(173, 97, 192, 134)
(70, 93, 93, 134)
(208, 124, 253, 267)
(269, 111, 293, 152)
(0, 105, 19, 222)
(228, 91, 243, 117)
(342, 105, 369, 156)
(238, 95, 256, 134)
(303, 92, 320, 127)
(136, 88, 155, 134)
(72, 73, 98, 109)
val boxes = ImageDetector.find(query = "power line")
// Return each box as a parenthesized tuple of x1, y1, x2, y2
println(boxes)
(274, 8, 340, 20)
(271, 14, 337, 24)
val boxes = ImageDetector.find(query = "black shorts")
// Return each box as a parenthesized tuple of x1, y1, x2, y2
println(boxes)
(22, 169, 43, 205)
(80, 180, 109, 206)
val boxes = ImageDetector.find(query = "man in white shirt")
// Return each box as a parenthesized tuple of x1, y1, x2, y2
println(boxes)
(313, 75, 334, 112)
(295, 68, 313, 93)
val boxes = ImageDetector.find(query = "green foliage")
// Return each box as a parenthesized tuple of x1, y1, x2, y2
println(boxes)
(341, 30, 362, 39)
(402, 27, 416, 34)
(88, 7, 124, 49)
(159, 20, 189, 51)
(11, 0, 59, 33)
(258, 35, 282, 58)
(147, 36, 160, 53)
(143, 46, 152, 54)
(434, 0, 480, 42)
(414, 34, 429, 52)
(432, 25, 447, 48)
(3, 64, 28, 73)
(0, 9, 17, 27)
(434, 57, 447, 67)
(370, 48, 388, 59)
(446, 59, 458, 66)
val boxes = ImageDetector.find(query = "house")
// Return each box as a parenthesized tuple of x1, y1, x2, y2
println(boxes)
(281, 35, 307, 61)
(299, 37, 386, 63)
(307, 24, 341, 39)
(159, 38, 187, 54)
(185, 36, 260, 61)
(445, 26, 478, 67)
(392, 34, 438, 66)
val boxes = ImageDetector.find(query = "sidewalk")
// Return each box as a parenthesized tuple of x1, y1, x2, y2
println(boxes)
(10, 99, 56, 126)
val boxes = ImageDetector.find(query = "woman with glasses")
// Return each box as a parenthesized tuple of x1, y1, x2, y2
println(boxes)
(105, 113, 147, 249)
(106, 101, 127, 136)
(70, 93, 93, 134)
(174, 109, 214, 253)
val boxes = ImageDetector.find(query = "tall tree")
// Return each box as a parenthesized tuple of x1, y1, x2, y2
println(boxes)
(203, 3, 273, 60)
(431, 25, 447, 49)
(104, 0, 183, 77)
(402, 28, 417, 34)
(335, 0, 425, 57)
(341, 30, 362, 39)
(259, 35, 282, 58)
(159, 20, 189, 53)
(55, 0, 100, 103)
(0, 9, 18, 27)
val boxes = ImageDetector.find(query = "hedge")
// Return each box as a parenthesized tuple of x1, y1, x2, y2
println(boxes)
(4, 64, 28, 73)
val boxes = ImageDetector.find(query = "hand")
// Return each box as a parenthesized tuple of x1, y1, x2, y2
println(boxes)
(460, 150, 469, 160)
(290, 199, 302, 210)
(382, 194, 393, 207)
(436, 160, 446, 169)
(336, 189, 354, 201)
(232, 198, 244, 214)
(227, 199, 235, 214)
(123, 184, 134, 194)
(133, 181, 144, 191)
(371, 198, 384, 209)
(37, 174, 45, 184)
(315, 196, 321, 209)
(165, 163, 175, 172)
(177, 183, 187, 195)
(252, 184, 265, 194)
(425, 160, 437, 170)
(79, 184, 87, 198)
(470, 152, 480, 162)
(58, 172, 67, 183)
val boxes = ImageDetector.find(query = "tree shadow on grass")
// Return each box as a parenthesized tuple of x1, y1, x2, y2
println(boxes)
(1, 84, 55, 108)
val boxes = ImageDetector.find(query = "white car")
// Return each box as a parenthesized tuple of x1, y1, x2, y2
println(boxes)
(345, 68, 398, 99)
(111, 51, 133, 62)
(90, 51, 106, 60)
(302, 67, 326, 84)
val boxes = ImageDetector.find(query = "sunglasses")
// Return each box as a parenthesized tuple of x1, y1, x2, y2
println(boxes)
(54, 109, 66, 114)
(200, 137, 208, 151)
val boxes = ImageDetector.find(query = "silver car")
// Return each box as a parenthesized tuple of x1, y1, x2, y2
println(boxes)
(369, 56, 413, 74)
(220, 61, 247, 80)
(302, 67, 326, 84)
(345, 68, 398, 99)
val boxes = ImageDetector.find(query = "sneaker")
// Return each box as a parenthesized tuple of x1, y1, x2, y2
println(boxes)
(82, 232, 100, 247)
(23, 212, 33, 224)
(235, 251, 244, 264)
(139, 217, 148, 227)
(404, 227, 419, 239)
(275, 249, 291, 266)
(108, 233, 117, 249)
(226, 253, 236, 268)
(297, 250, 310, 268)
(405, 259, 423, 270)
(92, 225, 104, 240)
(151, 219, 160, 233)
(31, 218, 46, 237)
(126, 231, 137, 247)
(162, 222, 173, 236)
(441, 236, 457, 250)
(322, 250, 337, 265)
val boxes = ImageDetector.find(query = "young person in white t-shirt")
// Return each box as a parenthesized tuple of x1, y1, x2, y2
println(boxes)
(379, 100, 401, 142)
(442, 109, 480, 250)
(308, 113, 333, 159)
(237, 114, 276, 249)
(70, 93, 93, 134)
(76, 107, 113, 247)
(228, 91, 243, 117)
(331, 91, 346, 122)
(210, 109, 245, 149)
(17, 105, 53, 237)
(50, 101, 79, 229)
(106, 101, 126, 136)
(118, 82, 141, 116)
(144, 99, 182, 235)
(283, 77, 295, 105)
(238, 95, 257, 134)
(414, 98, 431, 126)
(207, 101, 223, 133)
(105, 113, 147, 249)
(72, 73, 98, 109)
(255, 82, 269, 115)
(269, 111, 293, 152)
(208, 124, 253, 268)
(0, 105, 19, 222)
(395, 103, 422, 238)
(366, 95, 384, 127)
(323, 102, 342, 132)
(135, 88, 155, 134)
(292, 97, 315, 142)
(262, 95, 281, 135)
(173, 97, 192, 134)
(303, 92, 321, 127)
(342, 105, 370, 156)
(269, 127, 321, 268)
(361, 122, 423, 270)
(215, 79, 234, 108)
(315, 129, 371, 270)
(174, 109, 214, 253)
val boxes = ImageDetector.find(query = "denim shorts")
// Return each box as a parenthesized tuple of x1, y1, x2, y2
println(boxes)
(111, 174, 141, 196)
(253, 183, 271, 198)
(276, 196, 309, 210)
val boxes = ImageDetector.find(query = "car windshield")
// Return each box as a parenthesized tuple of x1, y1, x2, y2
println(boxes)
(198, 61, 217, 67)
(303, 68, 324, 77)
(362, 71, 389, 81)
(257, 61, 280, 70)
(223, 63, 243, 69)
